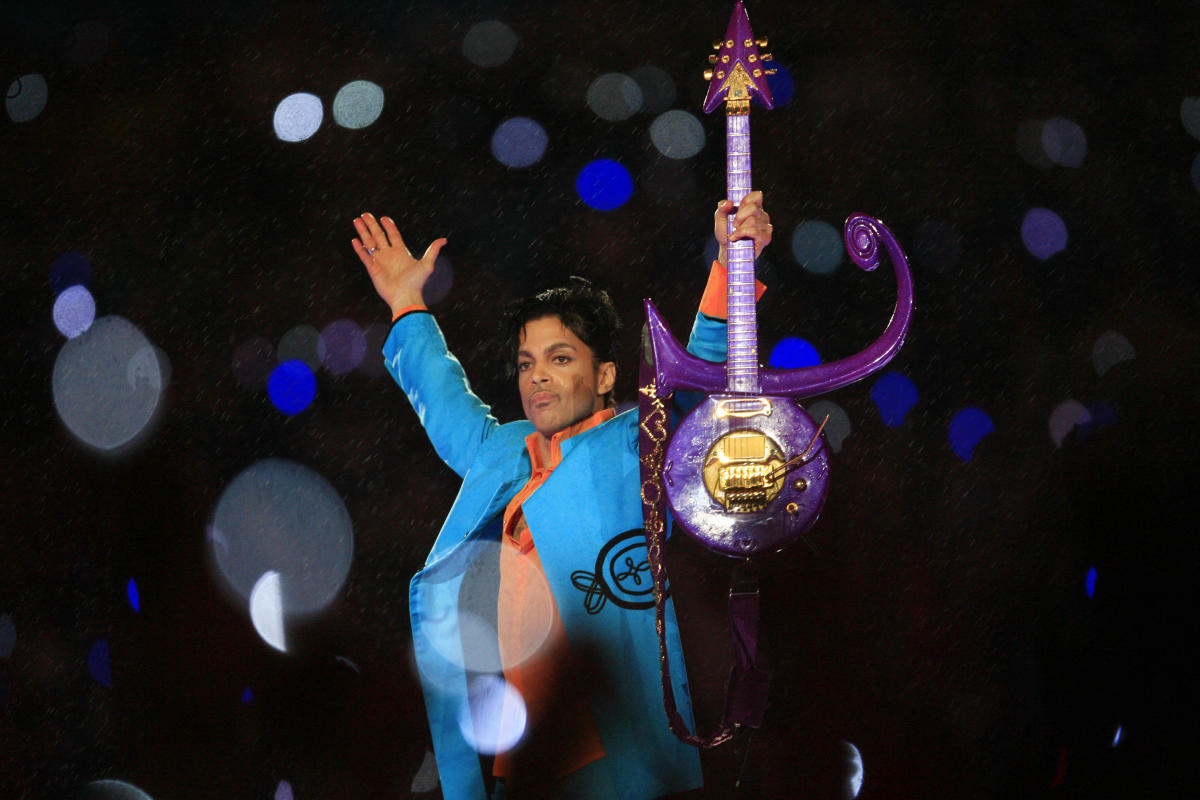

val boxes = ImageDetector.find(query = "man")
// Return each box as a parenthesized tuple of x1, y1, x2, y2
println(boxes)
(351, 194, 771, 799)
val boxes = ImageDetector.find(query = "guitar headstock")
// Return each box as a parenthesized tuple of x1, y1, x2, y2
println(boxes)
(702, 1, 776, 114)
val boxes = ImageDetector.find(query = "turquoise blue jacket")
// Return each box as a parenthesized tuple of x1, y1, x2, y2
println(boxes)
(384, 310, 728, 799)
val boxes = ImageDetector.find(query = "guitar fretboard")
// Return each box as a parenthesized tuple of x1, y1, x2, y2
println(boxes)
(725, 111, 760, 393)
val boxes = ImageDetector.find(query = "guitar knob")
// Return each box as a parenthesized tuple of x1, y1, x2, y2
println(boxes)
(703, 69, 714, 81)
(755, 37, 768, 48)
(761, 53, 774, 61)
(708, 54, 718, 63)
(764, 69, 778, 76)
(712, 39, 723, 50)
(793, 479, 807, 491)
(786, 502, 799, 515)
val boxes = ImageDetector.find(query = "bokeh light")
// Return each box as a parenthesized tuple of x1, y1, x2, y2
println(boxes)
(462, 21, 518, 68)
(232, 336, 275, 391)
(50, 250, 91, 295)
(1181, 97, 1200, 141)
(127, 578, 140, 613)
(764, 61, 794, 107)
(1041, 117, 1087, 167)
(791, 220, 843, 274)
(358, 322, 389, 377)
(912, 219, 961, 274)
(267, 360, 317, 415)
(1049, 400, 1092, 447)
(209, 458, 353, 615)
(870, 371, 919, 427)
(80, 780, 154, 800)
(0, 614, 15, 658)
(250, 571, 287, 652)
(53, 285, 96, 338)
(949, 407, 994, 462)
(1020, 208, 1067, 260)
(1092, 329, 1135, 376)
(423, 254, 455, 305)
(586, 73, 643, 121)
(6, 73, 48, 123)
(1112, 725, 1123, 746)
(768, 337, 820, 368)
(412, 750, 440, 793)
(807, 400, 851, 453)
(273, 92, 323, 142)
(88, 639, 112, 687)
(332, 80, 384, 129)
(63, 20, 110, 65)
(576, 159, 634, 211)
(318, 319, 367, 374)
(277, 324, 321, 369)
(274, 780, 294, 800)
(52, 316, 166, 451)
(491, 116, 548, 168)
(650, 109, 705, 159)
(845, 741, 864, 798)
(457, 674, 527, 755)
(629, 65, 676, 114)
(241, 686, 254, 703)
(1086, 566, 1097, 598)
(1015, 120, 1053, 169)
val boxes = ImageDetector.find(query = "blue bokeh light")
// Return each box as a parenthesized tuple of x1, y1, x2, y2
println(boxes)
(1020, 207, 1068, 260)
(491, 117, 548, 168)
(764, 61, 794, 107)
(127, 578, 140, 613)
(791, 219, 843, 274)
(948, 407, 994, 462)
(870, 371, 919, 427)
(88, 639, 113, 687)
(53, 285, 96, 338)
(768, 337, 820, 368)
(241, 686, 254, 703)
(6, 73, 48, 123)
(267, 359, 316, 415)
(50, 250, 91, 295)
(1085, 566, 1097, 598)
(576, 159, 633, 211)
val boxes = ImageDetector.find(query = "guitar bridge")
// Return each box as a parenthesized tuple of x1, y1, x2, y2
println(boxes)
(703, 429, 785, 513)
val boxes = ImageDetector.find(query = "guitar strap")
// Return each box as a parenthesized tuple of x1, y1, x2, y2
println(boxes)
(638, 340, 772, 748)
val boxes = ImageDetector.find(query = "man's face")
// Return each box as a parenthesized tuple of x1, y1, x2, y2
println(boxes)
(517, 315, 615, 439)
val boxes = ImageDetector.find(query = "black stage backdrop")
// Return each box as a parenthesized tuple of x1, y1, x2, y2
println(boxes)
(2, 1, 1198, 798)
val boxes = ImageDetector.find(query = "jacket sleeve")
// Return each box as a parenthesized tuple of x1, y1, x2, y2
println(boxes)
(382, 311, 500, 479)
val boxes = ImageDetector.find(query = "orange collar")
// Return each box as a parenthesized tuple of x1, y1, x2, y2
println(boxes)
(525, 407, 616, 473)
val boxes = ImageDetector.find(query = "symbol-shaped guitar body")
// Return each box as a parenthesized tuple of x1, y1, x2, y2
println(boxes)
(646, 2, 914, 558)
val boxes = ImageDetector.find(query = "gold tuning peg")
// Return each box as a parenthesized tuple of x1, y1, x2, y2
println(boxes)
(713, 39, 723, 50)
(764, 68, 778, 75)
(755, 37, 768, 47)
(708, 54, 718, 63)
(703, 69, 714, 81)
(761, 52, 774, 61)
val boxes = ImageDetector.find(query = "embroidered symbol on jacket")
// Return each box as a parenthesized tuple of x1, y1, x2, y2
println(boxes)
(571, 529, 661, 614)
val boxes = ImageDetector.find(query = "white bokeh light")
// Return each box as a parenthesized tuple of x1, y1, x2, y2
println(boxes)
(250, 571, 287, 652)
(332, 80, 384, 129)
(273, 92, 323, 142)
(586, 73, 642, 121)
(457, 674, 527, 755)
(52, 284, 96, 338)
(650, 110, 705, 159)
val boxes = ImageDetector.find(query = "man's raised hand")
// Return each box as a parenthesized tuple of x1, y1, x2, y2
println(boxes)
(352, 213, 447, 317)
(714, 190, 773, 265)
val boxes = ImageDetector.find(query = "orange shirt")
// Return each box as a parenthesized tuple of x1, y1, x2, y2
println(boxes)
(492, 408, 615, 778)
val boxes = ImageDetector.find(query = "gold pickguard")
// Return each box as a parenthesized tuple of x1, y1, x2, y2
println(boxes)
(702, 429, 786, 512)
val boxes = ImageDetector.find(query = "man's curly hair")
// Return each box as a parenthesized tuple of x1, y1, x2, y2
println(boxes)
(501, 277, 622, 406)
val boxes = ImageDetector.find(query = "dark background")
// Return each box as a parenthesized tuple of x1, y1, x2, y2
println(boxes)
(2, 0, 1198, 797)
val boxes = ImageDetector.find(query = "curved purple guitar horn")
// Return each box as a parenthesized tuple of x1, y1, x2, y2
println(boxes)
(645, 214, 914, 398)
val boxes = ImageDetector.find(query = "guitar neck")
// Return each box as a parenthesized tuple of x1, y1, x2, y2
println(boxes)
(725, 109, 760, 394)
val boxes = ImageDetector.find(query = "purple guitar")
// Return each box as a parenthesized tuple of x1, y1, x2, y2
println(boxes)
(644, 1, 915, 558)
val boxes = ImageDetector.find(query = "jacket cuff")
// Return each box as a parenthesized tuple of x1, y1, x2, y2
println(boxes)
(698, 261, 767, 320)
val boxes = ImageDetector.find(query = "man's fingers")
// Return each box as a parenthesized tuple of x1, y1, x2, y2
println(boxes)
(381, 216, 408, 253)
(352, 238, 378, 271)
(353, 217, 378, 250)
(421, 237, 448, 265)
(360, 213, 392, 249)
